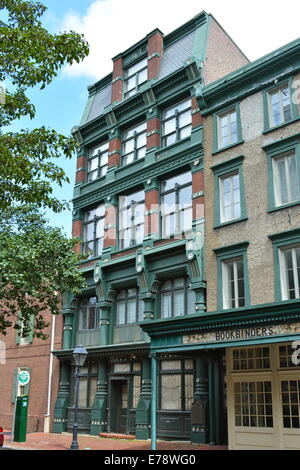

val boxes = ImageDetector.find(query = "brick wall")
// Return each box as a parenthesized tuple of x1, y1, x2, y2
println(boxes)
(0, 311, 63, 433)
(203, 18, 249, 85)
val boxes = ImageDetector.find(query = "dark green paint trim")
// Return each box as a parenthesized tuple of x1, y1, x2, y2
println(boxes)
(212, 103, 243, 155)
(262, 76, 299, 133)
(212, 241, 249, 255)
(200, 38, 300, 116)
(215, 242, 250, 310)
(211, 155, 247, 228)
(149, 333, 300, 354)
(213, 217, 248, 230)
(263, 134, 300, 212)
(267, 201, 300, 213)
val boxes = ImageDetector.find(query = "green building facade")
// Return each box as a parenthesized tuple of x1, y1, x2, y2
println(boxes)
(53, 11, 300, 449)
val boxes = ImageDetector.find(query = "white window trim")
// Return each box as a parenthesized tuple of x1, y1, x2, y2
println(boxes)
(272, 151, 299, 207)
(217, 108, 237, 149)
(219, 171, 241, 223)
(279, 245, 300, 300)
(222, 257, 244, 309)
(268, 83, 291, 128)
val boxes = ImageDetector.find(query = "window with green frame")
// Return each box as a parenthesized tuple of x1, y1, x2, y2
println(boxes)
(214, 242, 250, 310)
(124, 58, 148, 99)
(160, 171, 192, 238)
(160, 277, 196, 318)
(116, 287, 144, 325)
(263, 134, 300, 212)
(159, 359, 194, 411)
(83, 204, 105, 258)
(70, 363, 98, 408)
(79, 297, 100, 331)
(119, 189, 145, 249)
(16, 314, 34, 345)
(211, 156, 247, 227)
(161, 99, 192, 148)
(263, 77, 299, 132)
(268, 228, 300, 302)
(213, 104, 243, 154)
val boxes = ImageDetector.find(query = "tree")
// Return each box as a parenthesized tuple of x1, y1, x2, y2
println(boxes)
(0, 0, 89, 212)
(0, 0, 90, 337)
(0, 207, 87, 339)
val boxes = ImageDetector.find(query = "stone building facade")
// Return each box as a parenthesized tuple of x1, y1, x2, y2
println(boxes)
(52, 10, 300, 450)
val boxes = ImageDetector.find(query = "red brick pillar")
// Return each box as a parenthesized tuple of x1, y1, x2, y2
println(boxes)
(111, 55, 123, 104)
(103, 195, 118, 252)
(108, 130, 121, 169)
(144, 178, 159, 245)
(146, 109, 160, 151)
(75, 150, 87, 184)
(72, 215, 83, 254)
(191, 97, 203, 129)
(147, 29, 164, 80)
(191, 162, 204, 223)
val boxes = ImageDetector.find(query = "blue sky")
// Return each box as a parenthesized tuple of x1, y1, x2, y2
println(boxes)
(7, 0, 300, 236)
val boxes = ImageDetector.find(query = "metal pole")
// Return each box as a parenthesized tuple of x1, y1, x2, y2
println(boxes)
(70, 364, 80, 450)
(151, 353, 157, 451)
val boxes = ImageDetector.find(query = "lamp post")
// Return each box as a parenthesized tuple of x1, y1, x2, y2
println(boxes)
(70, 345, 88, 450)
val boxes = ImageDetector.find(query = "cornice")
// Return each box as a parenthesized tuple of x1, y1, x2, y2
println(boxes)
(73, 144, 203, 210)
(141, 300, 300, 337)
(200, 38, 300, 115)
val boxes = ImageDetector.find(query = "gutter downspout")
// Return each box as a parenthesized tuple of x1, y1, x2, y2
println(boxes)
(44, 314, 56, 433)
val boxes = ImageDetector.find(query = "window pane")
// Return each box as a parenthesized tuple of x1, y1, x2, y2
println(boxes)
(117, 301, 126, 324)
(127, 299, 137, 324)
(163, 118, 176, 136)
(161, 293, 172, 318)
(78, 377, 88, 407)
(174, 290, 185, 317)
(88, 376, 97, 407)
(132, 376, 141, 409)
(161, 374, 181, 410)
(185, 374, 194, 410)
(179, 110, 192, 128)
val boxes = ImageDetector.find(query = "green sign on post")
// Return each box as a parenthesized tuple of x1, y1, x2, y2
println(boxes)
(18, 370, 30, 387)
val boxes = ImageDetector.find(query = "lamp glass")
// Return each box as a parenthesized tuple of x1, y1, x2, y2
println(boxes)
(73, 345, 88, 367)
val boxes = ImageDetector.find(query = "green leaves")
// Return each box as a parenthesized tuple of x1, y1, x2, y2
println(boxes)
(0, 1, 90, 336)
(0, 0, 89, 212)
(0, 206, 87, 339)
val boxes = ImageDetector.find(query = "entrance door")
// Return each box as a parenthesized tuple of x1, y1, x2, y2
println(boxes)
(119, 382, 128, 434)
(110, 380, 129, 434)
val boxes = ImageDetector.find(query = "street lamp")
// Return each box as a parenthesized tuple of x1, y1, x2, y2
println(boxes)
(70, 345, 88, 450)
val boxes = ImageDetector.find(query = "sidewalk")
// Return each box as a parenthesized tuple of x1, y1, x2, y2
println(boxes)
(1, 432, 228, 451)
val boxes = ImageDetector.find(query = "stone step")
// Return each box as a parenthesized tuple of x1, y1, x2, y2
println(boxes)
(99, 432, 136, 440)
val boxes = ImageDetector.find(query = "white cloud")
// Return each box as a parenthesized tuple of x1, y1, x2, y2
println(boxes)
(60, 0, 300, 82)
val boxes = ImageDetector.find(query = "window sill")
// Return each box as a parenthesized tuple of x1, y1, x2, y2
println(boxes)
(214, 217, 248, 229)
(267, 201, 300, 213)
(159, 136, 191, 154)
(212, 139, 244, 156)
(263, 116, 300, 135)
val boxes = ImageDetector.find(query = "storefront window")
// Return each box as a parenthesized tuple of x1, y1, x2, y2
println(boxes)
(281, 380, 300, 428)
(279, 344, 300, 368)
(159, 359, 194, 411)
(232, 347, 270, 370)
(234, 381, 273, 428)
(71, 363, 98, 408)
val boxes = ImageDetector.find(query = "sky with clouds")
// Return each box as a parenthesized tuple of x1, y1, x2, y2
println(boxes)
(12, 0, 300, 236)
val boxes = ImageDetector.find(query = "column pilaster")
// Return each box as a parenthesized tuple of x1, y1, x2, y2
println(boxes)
(90, 360, 108, 435)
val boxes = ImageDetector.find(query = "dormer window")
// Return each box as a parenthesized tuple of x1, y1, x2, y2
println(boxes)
(124, 58, 148, 99)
